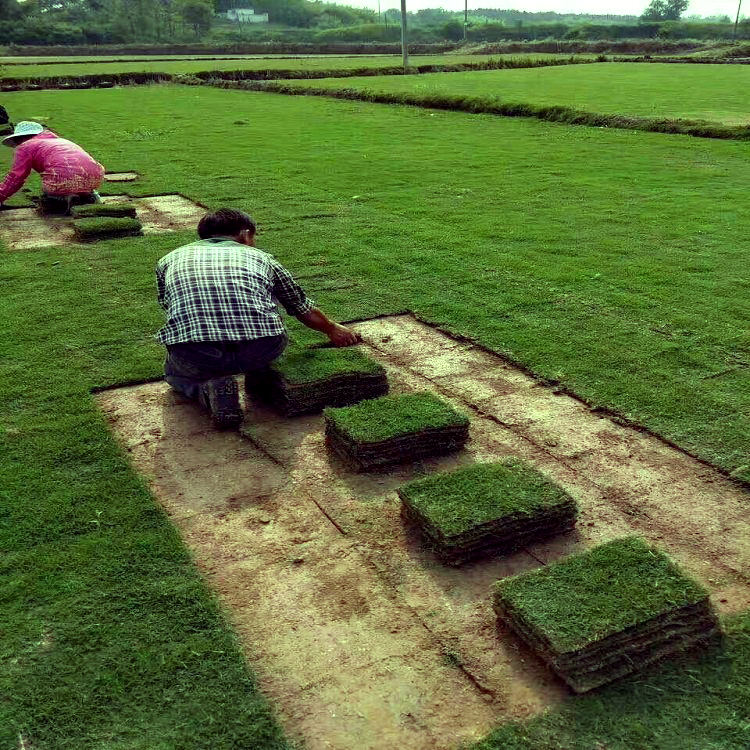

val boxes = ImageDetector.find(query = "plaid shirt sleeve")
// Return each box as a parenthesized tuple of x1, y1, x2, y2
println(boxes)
(269, 258, 314, 317)
(156, 259, 167, 310)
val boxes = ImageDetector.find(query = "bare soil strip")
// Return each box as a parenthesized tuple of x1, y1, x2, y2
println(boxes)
(0, 194, 205, 250)
(97, 313, 750, 750)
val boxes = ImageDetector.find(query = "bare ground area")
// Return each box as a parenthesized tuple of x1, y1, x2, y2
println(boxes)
(96, 314, 750, 750)
(0, 194, 205, 250)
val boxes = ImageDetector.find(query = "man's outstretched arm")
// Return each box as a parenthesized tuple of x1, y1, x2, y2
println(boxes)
(297, 307, 359, 347)
(270, 258, 359, 347)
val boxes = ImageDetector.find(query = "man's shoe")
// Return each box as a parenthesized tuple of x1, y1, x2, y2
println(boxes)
(199, 376, 243, 429)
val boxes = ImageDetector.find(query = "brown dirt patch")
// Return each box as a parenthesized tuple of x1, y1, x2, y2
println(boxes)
(96, 313, 750, 749)
(0, 194, 206, 250)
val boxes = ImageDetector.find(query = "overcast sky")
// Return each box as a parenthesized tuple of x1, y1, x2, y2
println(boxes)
(357, 0, 740, 19)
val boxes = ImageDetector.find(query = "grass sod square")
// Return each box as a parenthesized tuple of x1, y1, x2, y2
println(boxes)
(247, 347, 388, 416)
(493, 537, 720, 692)
(398, 460, 578, 565)
(72, 216, 143, 242)
(70, 203, 138, 219)
(324, 391, 470, 471)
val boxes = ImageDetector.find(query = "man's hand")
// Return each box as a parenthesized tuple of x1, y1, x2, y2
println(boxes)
(297, 307, 361, 347)
(326, 322, 360, 347)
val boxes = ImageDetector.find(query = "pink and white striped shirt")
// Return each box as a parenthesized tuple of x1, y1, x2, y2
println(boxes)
(0, 131, 105, 202)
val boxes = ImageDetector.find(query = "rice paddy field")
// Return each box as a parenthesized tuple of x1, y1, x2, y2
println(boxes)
(0, 53, 526, 79)
(280, 62, 750, 124)
(1, 57, 749, 749)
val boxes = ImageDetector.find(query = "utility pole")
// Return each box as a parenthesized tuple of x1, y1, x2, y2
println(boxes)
(400, 0, 409, 68)
(734, 0, 743, 39)
(464, 0, 468, 40)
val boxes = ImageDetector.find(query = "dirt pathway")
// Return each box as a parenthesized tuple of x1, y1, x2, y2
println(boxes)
(0, 194, 206, 250)
(96, 314, 750, 750)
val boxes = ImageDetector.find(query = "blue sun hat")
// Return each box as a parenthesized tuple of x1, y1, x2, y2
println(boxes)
(2, 121, 44, 147)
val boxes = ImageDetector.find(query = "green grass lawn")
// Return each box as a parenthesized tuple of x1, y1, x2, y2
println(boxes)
(278, 62, 750, 124)
(1, 85, 749, 747)
(0, 53, 509, 79)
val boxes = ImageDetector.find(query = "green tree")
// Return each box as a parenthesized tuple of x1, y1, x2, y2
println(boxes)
(177, 0, 213, 36)
(0, 0, 20, 19)
(441, 18, 464, 40)
(640, 0, 689, 21)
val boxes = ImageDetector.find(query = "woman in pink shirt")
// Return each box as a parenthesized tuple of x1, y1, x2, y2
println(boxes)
(0, 121, 105, 212)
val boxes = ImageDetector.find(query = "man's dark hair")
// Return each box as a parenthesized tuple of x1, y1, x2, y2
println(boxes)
(197, 208, 256, 239)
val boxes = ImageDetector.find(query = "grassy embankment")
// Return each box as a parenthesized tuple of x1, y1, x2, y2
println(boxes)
(0, 85, 748, 747)
(0, 53, 578, 79)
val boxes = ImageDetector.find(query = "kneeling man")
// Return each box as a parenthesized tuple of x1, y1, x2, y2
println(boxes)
(156, 207, 358, 428)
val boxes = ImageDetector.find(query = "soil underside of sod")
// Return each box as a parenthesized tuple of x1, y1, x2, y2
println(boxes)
(97, 314, 750, 750)
(0, 193, 205, 250)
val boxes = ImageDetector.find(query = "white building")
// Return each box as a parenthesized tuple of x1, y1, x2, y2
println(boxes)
(224, 8, 269, 23)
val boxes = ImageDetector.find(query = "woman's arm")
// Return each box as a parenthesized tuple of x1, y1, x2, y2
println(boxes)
(0, 145, 33, 203)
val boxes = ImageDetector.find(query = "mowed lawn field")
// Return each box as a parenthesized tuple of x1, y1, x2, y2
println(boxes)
(1, 84, 749, 748)
(281, 62, 750, 124)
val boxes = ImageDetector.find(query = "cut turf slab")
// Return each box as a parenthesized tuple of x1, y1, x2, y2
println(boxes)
(103, 171, 139, 182)
(399, 460, 578, 565)
(246, 347, 388, 416)
(97, 314, 750, 750)
(0, 194, 206, 250)
(72, 216, 143, 242)
(493, 536, 721, 692)
(325, 391, 470, 471)
(70, 203, 138, 219)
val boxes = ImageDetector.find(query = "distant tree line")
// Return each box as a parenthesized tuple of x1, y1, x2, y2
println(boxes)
(0, 0, 376, 44)
(0, 0, 746, 46)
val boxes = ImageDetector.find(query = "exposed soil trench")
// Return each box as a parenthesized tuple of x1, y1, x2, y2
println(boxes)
(97, 314, 750, 750)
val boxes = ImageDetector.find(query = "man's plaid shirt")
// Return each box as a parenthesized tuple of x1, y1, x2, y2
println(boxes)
(156, 237, 314, 345)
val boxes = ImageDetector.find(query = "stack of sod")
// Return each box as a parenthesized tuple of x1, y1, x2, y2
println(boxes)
(398, 460, 578, 565)
(70, 203, 138, 219)
(72, 216, 143, 242)
(324, 391, 470, 471)
(246, 347, 388, 416)
(493, 536, 720, 693)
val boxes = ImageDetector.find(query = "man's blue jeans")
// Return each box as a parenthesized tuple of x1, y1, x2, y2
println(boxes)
(164, 334, 287, 401)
